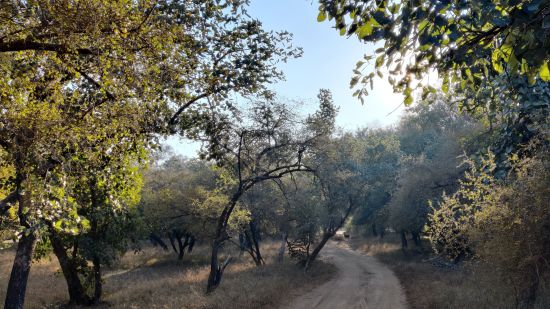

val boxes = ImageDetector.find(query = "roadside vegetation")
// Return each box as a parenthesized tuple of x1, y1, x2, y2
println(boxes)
(0, 242, 335, 309)
(1, 0, 548, 308)
(352, 234, 550, 309)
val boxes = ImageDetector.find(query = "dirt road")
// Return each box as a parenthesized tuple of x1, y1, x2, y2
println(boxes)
(282, 241, 407, 309)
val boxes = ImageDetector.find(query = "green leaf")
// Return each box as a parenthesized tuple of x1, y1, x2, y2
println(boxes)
(418, 20, 429, 32)
(492, 50, 504, 74)
(389, 4, 400, 14)
(54, 220, 63, 231)
(358, 23, 373, 38)
(404, 95, 413, 105)
(508, 52, 519, 73)
(350, 76, 359, 88)
(442, 76, 449, 94)
(317, 11, 326, 22)
(540, 62, 550, 82)
(375, 55, 385, 68)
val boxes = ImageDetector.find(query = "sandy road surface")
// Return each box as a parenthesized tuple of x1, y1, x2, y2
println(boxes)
(282, 241, 407, 309)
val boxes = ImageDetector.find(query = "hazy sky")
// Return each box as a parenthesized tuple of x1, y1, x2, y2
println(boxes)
(167, 0, 405, 157)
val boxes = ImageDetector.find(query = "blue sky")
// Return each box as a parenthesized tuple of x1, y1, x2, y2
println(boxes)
(167, 0, 405, 157)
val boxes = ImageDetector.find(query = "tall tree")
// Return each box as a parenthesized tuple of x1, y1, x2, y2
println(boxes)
(202, 92, 336, 292)
(0, 1, 300, 307)
(388, 96, 480, 247)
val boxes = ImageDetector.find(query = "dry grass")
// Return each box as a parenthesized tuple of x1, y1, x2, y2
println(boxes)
(0, 247, 69, 308)
(0, 241, 335, 309)
(350, 234, 546, 309)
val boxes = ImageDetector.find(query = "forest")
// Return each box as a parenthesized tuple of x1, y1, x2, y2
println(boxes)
(0, 0, 549, 308)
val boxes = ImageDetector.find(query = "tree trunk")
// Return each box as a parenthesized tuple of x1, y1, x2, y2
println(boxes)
(238, 233, 246, 256)
(49, 232, 92, 306)
(248, 221, 264, 266)
(187, 235, 196, 253)
(303, 198, 355, 271)
(168, 231, 178, 254)
(206, 192, 241, 293)
(517, 267, 540, 309)
(400, 230, 408, 250)
(372, 222, 378, 237)
(207, 239, 223, 293)
(304, 232, 333, 271)
(243, 230, 263, 266)
(177, 234, 189, 260)
(149, 233, 168, 250)
(411, 231, 421, 247)
(4, 232, 37, 309)
(89, 181, 103, 304)
(276, 233, 287, 263)
(176, 233, 185, 260)
(92, 255, 102, 304)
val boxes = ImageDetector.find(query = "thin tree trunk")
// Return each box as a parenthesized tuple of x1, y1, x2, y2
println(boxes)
(176, 232, 185, 260)
(187, 235, 196, 253)
(4, 232, 37, 309)
(401, 230, 408, 250)
(207, 238, 222, 293)
(4, 186, 37, 309)
(49, 232, 91, 305)
(206, 192, 241, 293)
(303, 198, 355, 271)
(276, 233, 287, 263)
(168, 231, 178, 254)
(411, 231, 421, 247)
(372, 222, 378, 237)
(243, 230, 263, 266)
(249, 221, 264, 265)
(304, 232, 333, 271)
(92, 255, 102, 304)
(238, 233, 246, 256)
(177, 234, 189, 260)
(149, 233, 168, 250)
(518, 267, 540, 309)
(90, 180, 102, 304)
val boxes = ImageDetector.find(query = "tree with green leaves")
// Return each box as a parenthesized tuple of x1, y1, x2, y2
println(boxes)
(46, 132, 148, 305)
(300, 133, 369, 270)
(140, 155, 220, 259)
(201, 91, 337, 292)
(202, 102, 312, 292)
(427, 143, 549, 307)
(350, 127, 400, 237)
(1, 1, 300, 307)
(388, 96, 480, 248)
(317, 0, 550, 105)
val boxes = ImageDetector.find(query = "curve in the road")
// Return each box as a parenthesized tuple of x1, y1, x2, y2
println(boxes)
(282, 240, 408, 309)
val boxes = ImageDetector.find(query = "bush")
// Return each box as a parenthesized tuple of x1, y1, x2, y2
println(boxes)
(427, 148, 550, 307)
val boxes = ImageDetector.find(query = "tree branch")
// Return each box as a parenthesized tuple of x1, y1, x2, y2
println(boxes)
(168, 93, 210, 126)
(0, 191, 19, 216)
(0, 39, 96, 55)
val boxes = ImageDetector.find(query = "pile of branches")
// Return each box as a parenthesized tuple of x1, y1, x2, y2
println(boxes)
(286, 236, 312, 264)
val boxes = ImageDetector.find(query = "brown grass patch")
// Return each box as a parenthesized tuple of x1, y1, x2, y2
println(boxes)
(350, 234, 539, 309)
(0, 241, 335, 308)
